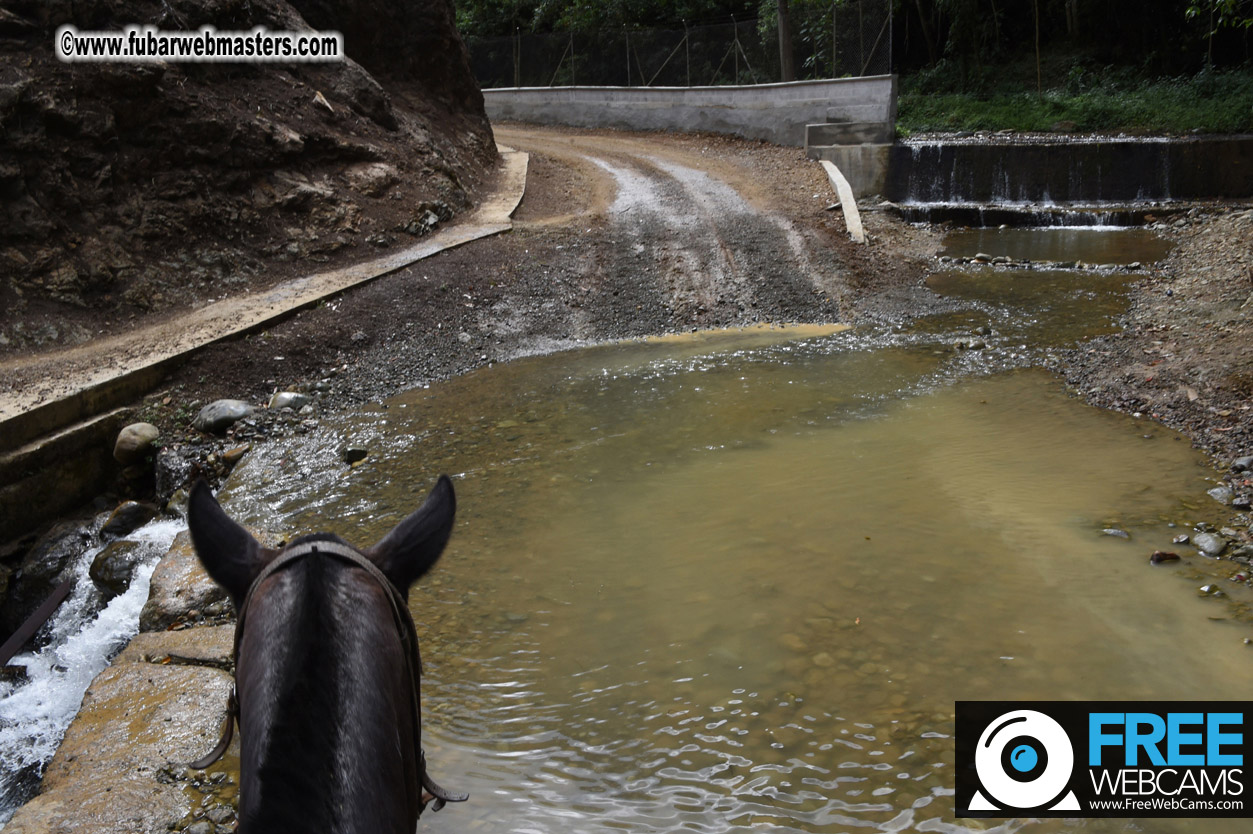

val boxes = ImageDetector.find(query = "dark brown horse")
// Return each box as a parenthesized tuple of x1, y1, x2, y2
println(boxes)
(188, 476, 466, 833)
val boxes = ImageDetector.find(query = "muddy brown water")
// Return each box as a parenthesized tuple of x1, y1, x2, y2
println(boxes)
(941, 227, 1174, 265)
(220, 296, 1250, 833)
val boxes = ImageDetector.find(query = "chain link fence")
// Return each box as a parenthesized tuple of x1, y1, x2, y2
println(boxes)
(466, 0, 891, 89)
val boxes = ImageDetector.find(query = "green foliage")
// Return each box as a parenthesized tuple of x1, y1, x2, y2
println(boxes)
(1187, 0, 1253, 31)
(898, 68, 1253, 135)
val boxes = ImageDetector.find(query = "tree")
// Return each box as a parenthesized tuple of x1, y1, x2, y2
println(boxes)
(776, 0, 796, 81)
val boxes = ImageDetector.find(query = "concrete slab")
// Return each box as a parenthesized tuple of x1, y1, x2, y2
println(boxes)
(820, 160, 865, 244)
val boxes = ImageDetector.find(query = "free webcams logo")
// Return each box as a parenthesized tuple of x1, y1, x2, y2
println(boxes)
(956, 702, 1249, 819)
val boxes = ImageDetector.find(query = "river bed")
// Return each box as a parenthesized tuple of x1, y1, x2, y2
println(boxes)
(216, 293, 1249, 833)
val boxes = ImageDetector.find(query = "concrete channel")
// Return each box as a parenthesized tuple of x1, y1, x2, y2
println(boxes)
(0, 148, 527, 544)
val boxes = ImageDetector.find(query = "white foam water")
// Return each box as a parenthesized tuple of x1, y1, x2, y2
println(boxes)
(0, 519, 183, 827)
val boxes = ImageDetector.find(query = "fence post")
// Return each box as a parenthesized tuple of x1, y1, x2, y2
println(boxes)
(832, 2, 838, 77)
(684, 20, 690, 87)
(625, 28, 630, 86)
(513, 26, 520, 87)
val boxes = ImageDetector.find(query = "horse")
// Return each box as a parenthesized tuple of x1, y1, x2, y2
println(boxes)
(187, 475, 467, 833)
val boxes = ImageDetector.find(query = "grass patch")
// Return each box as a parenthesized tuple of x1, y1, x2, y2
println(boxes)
(898, 66, 1253, 135)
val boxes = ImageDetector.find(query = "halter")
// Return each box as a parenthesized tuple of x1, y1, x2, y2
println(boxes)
(189, 539, 467, 815)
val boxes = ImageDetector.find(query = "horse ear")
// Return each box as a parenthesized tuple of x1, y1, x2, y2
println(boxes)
(188, 479, 264, 605)
(369, 475, 456, 590)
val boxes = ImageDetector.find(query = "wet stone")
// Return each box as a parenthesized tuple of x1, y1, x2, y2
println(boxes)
(193, 399, 256, 434)
(1208, 485, 1235, 505)
(89, 540, 146, 598)
(268, 391, 310, 411)
(101, 501, 158, 538)
(1193, 532, 1228, 558)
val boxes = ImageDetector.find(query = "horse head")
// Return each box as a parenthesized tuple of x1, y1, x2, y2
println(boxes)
(187, 475, 465, 833)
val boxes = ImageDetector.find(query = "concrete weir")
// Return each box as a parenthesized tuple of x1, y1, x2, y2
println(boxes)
(886, 134, 1253, 206)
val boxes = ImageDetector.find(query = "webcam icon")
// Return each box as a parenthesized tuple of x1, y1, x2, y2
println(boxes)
(969, 709, 1081, 812)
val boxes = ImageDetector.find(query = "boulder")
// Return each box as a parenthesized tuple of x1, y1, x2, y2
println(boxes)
(154, 447, 194, 502)
(100, 501, 158, 538)
(138, 532, 230, 632)
(268, 391, 311, 411)
(193, 399, 255, 434)
(343, 161, 400, 197)
(113, 422, 160, 465)
(2, 663, 232, 834)
(1193, 531, 1228, 558)
(1, 522, 91, 637)
(89, 540, 146, 599)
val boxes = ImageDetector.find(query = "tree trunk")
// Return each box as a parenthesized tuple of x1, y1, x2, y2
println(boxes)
(912, 0, 940, 65)
(777, 0, 797, 82)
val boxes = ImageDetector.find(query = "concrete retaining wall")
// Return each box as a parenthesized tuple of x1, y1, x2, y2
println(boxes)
(483, 76, 897, 147)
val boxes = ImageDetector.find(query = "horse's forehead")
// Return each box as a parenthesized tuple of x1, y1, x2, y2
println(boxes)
(282, 531, 357, 553)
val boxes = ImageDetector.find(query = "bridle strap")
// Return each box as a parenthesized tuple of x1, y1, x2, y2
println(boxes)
(189, 540, 467, 813)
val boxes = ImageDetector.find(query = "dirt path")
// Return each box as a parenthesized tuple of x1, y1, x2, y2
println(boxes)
(138, 126, 933, 419)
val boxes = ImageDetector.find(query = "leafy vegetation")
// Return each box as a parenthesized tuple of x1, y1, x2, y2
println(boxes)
(899, 63, 1253, 135)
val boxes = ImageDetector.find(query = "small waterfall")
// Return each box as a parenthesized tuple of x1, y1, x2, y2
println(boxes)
(0, 519, 184, 826)
(886, 135, 1253, 226)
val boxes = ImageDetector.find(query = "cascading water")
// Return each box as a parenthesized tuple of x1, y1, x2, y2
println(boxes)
(0, 518, 183, 827)
(886, 134, 1253, 226)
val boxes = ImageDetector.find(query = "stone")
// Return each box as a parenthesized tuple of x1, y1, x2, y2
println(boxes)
(1208, 485, 1234, 505)
(193, 399, 256, 434)
(101, 501, 158, 538)
(155, 447, 195, 501)
(1149, 551, 1181, 565)
(1193, 532, 1228, 558)
(113, 422, 160, 465)
(1102, 528, 1131, 539)
(89, 540, 146, 599)
(221, 445, 251, 467)
(1232, 455, 1253, 472)
(1, 522, 91, 637)
(2, 663, 232, 834)
(344, 161, 400, 197)
(343, 447, 369, 465)
(268, 391, 311, 411)
(139, 532, 230, 631)
(115, 625, 235, 668)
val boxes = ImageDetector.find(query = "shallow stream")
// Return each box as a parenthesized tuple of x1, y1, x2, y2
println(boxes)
(5, 226, 1248, 833)
(212, 227, 1249, 834)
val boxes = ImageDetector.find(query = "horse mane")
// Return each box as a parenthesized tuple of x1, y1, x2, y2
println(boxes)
(241, 534, 414, 831)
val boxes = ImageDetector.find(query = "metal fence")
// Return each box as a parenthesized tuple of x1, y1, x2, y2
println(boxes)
(465, 0, 891, 89)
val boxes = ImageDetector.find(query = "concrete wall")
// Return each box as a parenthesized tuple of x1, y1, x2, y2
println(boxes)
(483, 76, 897, 148)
